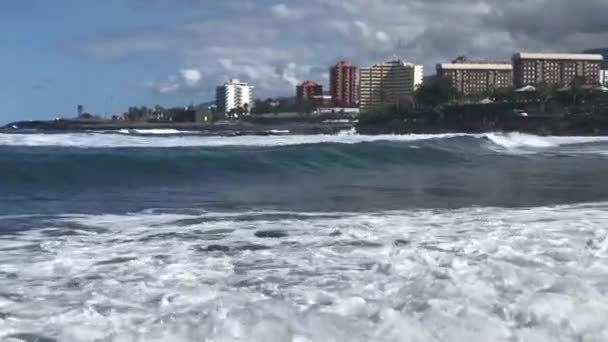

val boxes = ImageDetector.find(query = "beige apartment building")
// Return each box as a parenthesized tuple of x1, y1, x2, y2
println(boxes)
(512, 53, 603, 88)
(436, 58, 513, 96)
(359, 60, 423, 112)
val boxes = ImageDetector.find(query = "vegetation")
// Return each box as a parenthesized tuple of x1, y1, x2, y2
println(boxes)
(415, 76, 459, 108)
(227, 104, 250, 118)
(123, 105, 201, 122)
(251, 99, 277, 115)
(251, 98, 319, 115)
(78, 113, 96, 120)
(358, 74, 608, 135)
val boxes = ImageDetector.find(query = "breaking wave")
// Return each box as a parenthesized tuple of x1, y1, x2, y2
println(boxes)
(116, 128, 194, 135)
(1, 132, 608, 193)
(0, 131, 608, 153)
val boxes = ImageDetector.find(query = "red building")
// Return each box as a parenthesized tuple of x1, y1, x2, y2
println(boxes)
(330, 60, 358, 106)
(296, 80, 323, 102)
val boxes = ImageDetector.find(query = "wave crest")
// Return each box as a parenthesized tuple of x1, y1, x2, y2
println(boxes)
(1, 131, 608, 150)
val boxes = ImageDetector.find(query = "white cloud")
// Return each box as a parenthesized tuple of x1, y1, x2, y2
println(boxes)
(142, 79, 180, 94)
(73, 0, 608, 99)
(270, 4, 290, 19)
(142, 68, 203, 94)
(375, 31, 390, 44)
(179, 68, 202, 88)
(270, 3, 302, 20)
(218, 58, 233, 69)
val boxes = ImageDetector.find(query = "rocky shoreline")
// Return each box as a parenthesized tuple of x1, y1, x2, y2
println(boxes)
(1, 119, 355, 135)
(5, 114, 608, 136)
(355, 108, 608, 136)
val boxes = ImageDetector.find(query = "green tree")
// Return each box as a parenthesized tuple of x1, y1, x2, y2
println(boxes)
(571, 76, 588, 107)
(415, 76, 458, 108)
(253, 99, 273, 115)
(491, 87, 514, 103)
(228, 106, 249, 118)
(166, 107, 194, 122)
(296, 99, 316, 114)
(127, 107, 145, 121)
(535, 82, 559, 113)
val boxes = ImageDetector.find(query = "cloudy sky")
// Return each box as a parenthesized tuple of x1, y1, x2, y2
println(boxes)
(2, 0, 607, 122)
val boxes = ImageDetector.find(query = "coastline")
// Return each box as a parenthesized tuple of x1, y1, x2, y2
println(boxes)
(355, 112, 608, 136)
(5, 114, 608, 137)
(0, 120, 355, 135)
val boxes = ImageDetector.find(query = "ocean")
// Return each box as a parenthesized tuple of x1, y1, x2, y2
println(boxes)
(1, 129, 608, 341)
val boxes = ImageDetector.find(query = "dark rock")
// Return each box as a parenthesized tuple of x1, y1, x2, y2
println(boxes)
(65, 278, 82, 290)
(153, 254, 171, 261)
(586, 239, 599, 250)
(345, 241, 384, 248)
(234, 244, 271, 251)
(4, 333, 57, 342)
(2, 272, 18, 280)
(394, 239, 411, 247)
(254, 230, 288, 239)
(94, 257, 137, 266)
(205, 245, 231, 252)
(0, 292, 24, 302)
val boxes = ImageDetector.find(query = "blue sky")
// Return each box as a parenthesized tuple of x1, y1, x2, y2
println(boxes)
(2, 0, 606, 123)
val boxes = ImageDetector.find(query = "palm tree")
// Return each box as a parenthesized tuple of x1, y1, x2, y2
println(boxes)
(535, 82, 556, 113)
(570, 76, 588, 108)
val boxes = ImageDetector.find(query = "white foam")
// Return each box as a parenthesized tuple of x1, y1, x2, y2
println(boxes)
(123, 128, 193, 135)
(2, 131, 608, 156)
(0, 132, 468, 148)
(484, 132, 608, 152)
(2, 203, 608, 340)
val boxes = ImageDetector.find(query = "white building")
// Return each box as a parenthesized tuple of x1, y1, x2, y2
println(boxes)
(216, 79, 254, 115)
(512, 52, 603, 87)
(601, 69, 608, 86)
(414, 65, 424, 90)
(359, 60, 424, 112)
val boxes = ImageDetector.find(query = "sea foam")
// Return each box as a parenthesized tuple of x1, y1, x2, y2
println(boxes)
(1, 203, 608, 341)
(2, 131, 608, 153)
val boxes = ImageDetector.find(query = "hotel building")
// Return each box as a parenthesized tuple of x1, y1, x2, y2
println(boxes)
(512, 53, 603, 88)
(584, 48, 608, 86)
(330, 60, 358, 106)
(296, 80, 323, 102)
(359, 60, 423, 112)
(436, 57, 513, 96)
(215, 79, 254, 114)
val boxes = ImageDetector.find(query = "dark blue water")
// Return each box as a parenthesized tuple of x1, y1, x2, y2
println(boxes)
(1, 132, 607, 215)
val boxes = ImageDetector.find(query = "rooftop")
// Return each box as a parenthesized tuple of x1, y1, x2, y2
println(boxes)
(514, 52, 604, 61)
(225, 79, 252, 86)
(438, 63, 513, 71)
(334, 60, 356, 66)
(584, 48, 608, 67)
(299, 80, 320, 86)
(362, 60, 420, 69)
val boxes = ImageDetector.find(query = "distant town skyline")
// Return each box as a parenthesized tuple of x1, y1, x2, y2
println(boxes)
(2, 0, 608, 123)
